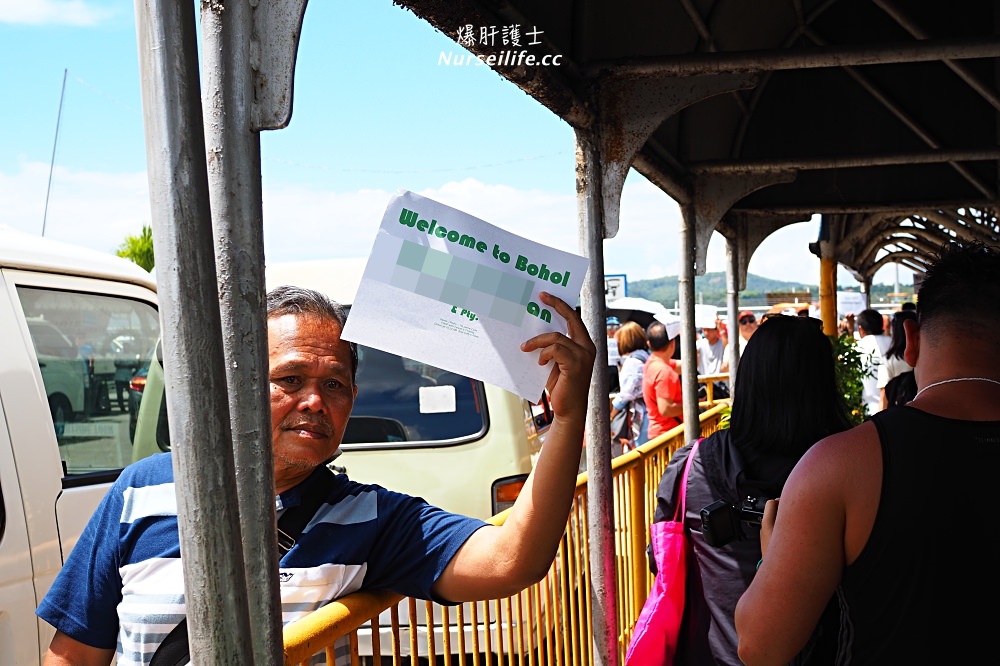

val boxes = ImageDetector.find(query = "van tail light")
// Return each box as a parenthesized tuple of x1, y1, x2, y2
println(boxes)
(491, 474, 528, 516)
(130, 374, 147, 392)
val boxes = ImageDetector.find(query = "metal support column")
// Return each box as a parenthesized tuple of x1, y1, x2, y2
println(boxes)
(678, 205, 700, 444)
(725, 237, 741, 386)
(820, 257, 838, 336)
(200, 1, 283, 662)
(575, 128, 617, 666)
(134, 0, 253, 662)
(684, 174, 796, 439)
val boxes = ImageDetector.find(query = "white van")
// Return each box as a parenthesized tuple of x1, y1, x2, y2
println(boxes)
(132, 257, 554, 520)
(0, 226, 159, 665)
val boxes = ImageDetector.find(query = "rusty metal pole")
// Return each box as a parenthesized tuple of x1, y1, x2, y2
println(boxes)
(678, 205, 700, 444)
(200, 1, 284, 663)
(575, 127, 619, 666)
(133, 0, 253, 662)
(725, 237, 741, 384)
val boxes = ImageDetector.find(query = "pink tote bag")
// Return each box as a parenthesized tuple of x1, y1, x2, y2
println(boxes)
(625, 438, 702, 666)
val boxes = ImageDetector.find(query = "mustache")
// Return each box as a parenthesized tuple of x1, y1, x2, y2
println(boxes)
(280, 417, 334, 437)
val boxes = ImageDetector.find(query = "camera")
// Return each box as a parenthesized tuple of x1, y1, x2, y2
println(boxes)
(700, 496, 768, 548)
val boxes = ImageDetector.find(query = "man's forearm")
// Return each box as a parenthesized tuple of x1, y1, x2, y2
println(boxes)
(433, 410, 584, 602)
(44, 631, 114, 666)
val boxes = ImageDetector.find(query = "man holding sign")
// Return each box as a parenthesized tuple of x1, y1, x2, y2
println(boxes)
(39, 199, 596, 665)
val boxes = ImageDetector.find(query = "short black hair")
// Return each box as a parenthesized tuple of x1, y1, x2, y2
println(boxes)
(266, 285, 359, 382)
(857, 309, 884, 336)
(917, 241, 1000, 339)
(645, 321, 671, 351)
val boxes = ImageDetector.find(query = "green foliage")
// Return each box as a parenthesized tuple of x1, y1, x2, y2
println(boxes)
(116, 225, 155, 272)
(717, 405, 732, 429)
(830, 333, 869, 425)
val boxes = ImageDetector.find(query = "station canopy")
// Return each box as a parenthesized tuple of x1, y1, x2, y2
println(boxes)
(398, 0, 1000, 282)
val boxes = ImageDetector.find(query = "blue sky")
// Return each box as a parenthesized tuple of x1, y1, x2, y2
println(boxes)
(0, 0, 911, 292)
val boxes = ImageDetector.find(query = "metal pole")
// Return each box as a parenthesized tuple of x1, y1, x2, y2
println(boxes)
(575, 127, 618, 666)
(42, 68, 67, 237)
(678, 205, 700, 445)
(725, 237, 741, 386)
(820, 257, 837, 336)
(200, 2, 284, 663)
(133, 1, 253, 663)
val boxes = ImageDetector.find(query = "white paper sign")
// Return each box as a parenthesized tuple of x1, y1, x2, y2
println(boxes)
(837, 291, 867, 316)
(341, 190, 590, 402)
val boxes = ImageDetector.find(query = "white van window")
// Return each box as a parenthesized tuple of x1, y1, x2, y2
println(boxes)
(17, 287, 159, 479)
(345, 344, 487, 446)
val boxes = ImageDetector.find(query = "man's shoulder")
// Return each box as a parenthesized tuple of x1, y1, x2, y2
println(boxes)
(646, 355, 675, 376)
(799, 422, 880, 477)
(119, 452, 175, 487)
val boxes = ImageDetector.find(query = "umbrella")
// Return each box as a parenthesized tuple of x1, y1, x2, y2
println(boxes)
(606, 296, 673, 330)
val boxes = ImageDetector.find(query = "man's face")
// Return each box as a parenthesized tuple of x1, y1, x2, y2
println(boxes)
(703, 327, 720, 344)
(268, 312, 357, 491)
(738, 314, 758, 340)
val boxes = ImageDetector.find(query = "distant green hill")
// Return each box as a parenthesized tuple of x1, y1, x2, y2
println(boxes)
(627, 273, 912, 308)
(627, 272, 815, 308)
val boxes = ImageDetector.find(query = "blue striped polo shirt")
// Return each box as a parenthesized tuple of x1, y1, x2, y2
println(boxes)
(37, 453, 486, 665)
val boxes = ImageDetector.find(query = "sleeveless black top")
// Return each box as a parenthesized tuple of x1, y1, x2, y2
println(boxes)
(837, 407, 1000, 665)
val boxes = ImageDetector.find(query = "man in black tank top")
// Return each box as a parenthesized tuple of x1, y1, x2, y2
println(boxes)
(735, 242, 1000, 666)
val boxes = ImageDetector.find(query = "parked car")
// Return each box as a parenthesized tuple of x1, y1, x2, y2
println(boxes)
(127, 351, 152, 443)
(112, 333, 147, 412)
(25, 317, 88, 435)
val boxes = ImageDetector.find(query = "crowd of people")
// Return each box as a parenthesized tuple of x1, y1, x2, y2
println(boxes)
(615, 242, 998, 664)
(36, 241, 998, 666)
(608, 307, 743, 451)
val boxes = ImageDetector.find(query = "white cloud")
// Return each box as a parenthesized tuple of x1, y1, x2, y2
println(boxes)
(0, 0, 115, 26)
(0, 161, 149, 253)
(2, 162, 882, 288)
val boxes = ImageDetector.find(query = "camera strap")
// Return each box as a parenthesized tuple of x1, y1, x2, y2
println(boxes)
(674, 437, 703, 522)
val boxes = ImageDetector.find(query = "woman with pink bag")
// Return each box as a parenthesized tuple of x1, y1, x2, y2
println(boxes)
(630, 316, 851, 665)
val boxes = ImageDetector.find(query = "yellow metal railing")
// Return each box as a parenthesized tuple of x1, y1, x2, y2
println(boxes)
(283, 403, 728, 666)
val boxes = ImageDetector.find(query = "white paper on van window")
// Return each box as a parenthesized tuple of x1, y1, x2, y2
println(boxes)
(419, 385, 456, 413)
(341, 190, 589, 402)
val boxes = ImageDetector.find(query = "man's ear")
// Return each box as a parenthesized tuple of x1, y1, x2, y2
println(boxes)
(902, 318, 920, 368)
